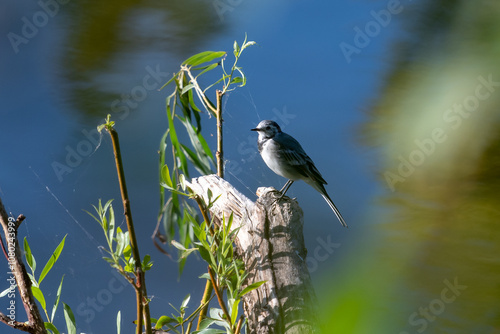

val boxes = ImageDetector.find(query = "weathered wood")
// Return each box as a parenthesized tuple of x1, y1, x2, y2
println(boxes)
(185, 175, 319, 334)
(0, 198, 47, 334)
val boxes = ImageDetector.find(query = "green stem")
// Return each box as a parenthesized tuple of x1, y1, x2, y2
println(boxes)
(105, 121, 152, 334)
(216, 90, 224, 179)
(208, 266, 232, 330)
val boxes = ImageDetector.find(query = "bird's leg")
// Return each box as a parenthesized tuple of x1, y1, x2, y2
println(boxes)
(279, 180, 294, 198)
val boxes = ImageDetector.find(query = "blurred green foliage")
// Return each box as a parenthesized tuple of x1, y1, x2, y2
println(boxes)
(321, 1, 500, 333)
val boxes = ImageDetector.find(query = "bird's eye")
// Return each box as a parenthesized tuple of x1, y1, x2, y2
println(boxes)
(266, 126, 270, 130)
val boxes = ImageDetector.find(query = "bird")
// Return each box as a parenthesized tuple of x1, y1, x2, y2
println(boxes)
(251, 120, 347, 228)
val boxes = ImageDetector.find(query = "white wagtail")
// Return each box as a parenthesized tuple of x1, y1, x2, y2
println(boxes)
(251, 120, 347, 228)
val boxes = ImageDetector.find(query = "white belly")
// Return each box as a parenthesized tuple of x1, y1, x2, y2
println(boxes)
(260, 139, 300, 180)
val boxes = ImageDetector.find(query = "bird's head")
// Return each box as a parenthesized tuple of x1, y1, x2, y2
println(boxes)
(251, 120, 282, 139)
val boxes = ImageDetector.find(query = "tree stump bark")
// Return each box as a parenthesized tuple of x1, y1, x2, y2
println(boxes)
(186, 175, 319, 334)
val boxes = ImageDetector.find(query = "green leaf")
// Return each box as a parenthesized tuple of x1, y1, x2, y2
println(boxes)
(166, 96, 189, 177)
(195, 62, 220, 79)
(242, 40, 257, 51)
(155, 315, 177, 329)
(178, 116, 213, 174)
(123, 245, 132, 261)
(195, 329, 225, 334)
(115, 227, 129, 257)
(229, 76, 243, 86)
(172, 229, 196, 260)
(181, 83, 195, 95)
(181, 144, 212, 175)
(39, 235, 67, 285)
(158, 73, 177, 91)
(116, 311, 121, 334)
(50, 275, 64, 322)
(230, 299, 240, 325)
(239, 280, 267, 298)
(44, 322, 60, 334)
(142, 254, 153, 272)
(233, 40, 240, 57)
(63, 303, 77, 334)
(171, 239, 187, 251)
(161, 164, 173, 189)
(32, 286, 46, 311)
(198, 246, 215, 268)
(199, 273, 210, 280)
(24, 237, 36, 274)
(181, 294, 191, 310)
(108, 204, 116, 243)
(182, 51, 226, 67)
(0, 286, 14, 298)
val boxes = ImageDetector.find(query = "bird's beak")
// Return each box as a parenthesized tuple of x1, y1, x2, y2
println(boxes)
(251, 127, 259, 132)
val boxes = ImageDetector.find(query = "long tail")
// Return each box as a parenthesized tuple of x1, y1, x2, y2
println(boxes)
(320, 193, 348, 228)
(310, 181, 348, 228)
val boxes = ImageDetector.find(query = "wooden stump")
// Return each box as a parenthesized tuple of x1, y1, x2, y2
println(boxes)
(186, 175, 319, 334)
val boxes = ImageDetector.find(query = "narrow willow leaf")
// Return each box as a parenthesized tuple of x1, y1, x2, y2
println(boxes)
(181, 294, 190, 309)
(197, 318, 216, 330)
(230, 299, 240, 324)
(242, 40, 257, 51)
(166, 99, 189, 177)
(233, 40, 240, 57)
(108, 204, 115, 246)
(195, 62, 219, 79)
(196, 328, 225, 334)
(155, 315, 177, 329)
(181, 144, 211, 175)
(39, 235, 67, 285)
(180, 83, 194, 95)
(229, 76, 243, 85)
(116, 311, 121, 334)
(182, 51, 226, 67)
(158, 73, 177, 91)
(32, 286, 46, 310)
(50, 275, 64, 322)
(44, 322, 60, 334)
(171, 240, 188, 251)
(239, 280, 267, 297)
(161, 164, 173, 189)
(63, 303, 77, 334)
(24, 237, 36, 274)
(0, 286, 14, 298)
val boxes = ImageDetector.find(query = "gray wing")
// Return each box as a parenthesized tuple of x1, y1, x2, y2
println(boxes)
(274, 132, 328, 184)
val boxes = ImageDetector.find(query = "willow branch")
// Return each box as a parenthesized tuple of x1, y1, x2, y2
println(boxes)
(235, 315, 244, 334)
(215, 90, 224, 179)
(208, 266, 231, 327)
(105, 125, 152, 334)
(0, 198, 47, 334)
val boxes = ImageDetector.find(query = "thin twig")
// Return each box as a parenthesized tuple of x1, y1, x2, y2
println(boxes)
(208, 266, 232, 327)
(194, 194, 215, 330)
(182, 66, 217, 115)
(216, 90, 224, 179)
(0, 198, 47, 334)
(105, 124, 152, 334)
(235, 315, 244, 334)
